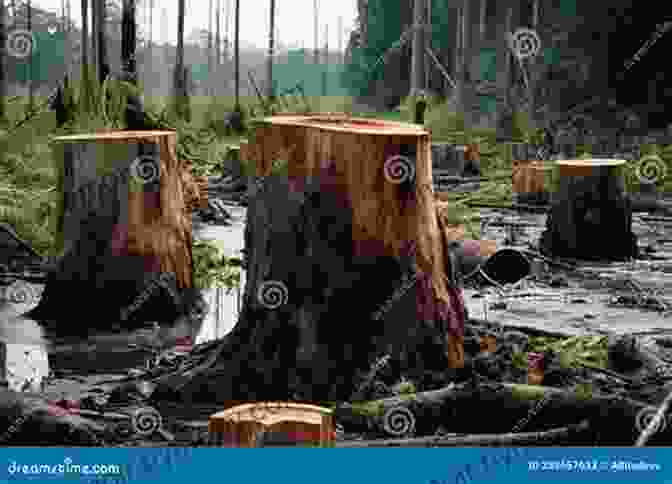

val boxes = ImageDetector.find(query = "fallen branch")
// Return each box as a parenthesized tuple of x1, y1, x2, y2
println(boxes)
(336, 419, 590, 447)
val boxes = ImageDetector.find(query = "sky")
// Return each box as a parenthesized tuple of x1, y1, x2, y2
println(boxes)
(29, 0, 358, 51)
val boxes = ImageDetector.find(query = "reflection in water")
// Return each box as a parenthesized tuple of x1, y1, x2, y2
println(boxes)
(0, 282, 50, 392)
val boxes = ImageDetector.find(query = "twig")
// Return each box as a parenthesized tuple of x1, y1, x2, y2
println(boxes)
(635, 386, 672, 446)
(336, 420, 590, 447)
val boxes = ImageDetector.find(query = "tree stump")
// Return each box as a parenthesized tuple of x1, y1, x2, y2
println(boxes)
(539, 159, 638, 261)
(512, 161, 552, 205)
(208, 402, 334, 447)
(154, 115, 467, 404)
(30, 131, 195, 332)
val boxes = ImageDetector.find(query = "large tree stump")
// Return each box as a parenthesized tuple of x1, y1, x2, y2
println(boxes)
(30, 131, 195, 333)
(539, 159, 638, 261)
(154, 115, 467, 404)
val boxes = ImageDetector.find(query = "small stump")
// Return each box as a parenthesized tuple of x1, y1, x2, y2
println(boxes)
(512, 161, 552, 205)
(539, 159, 638, 261)
(208, 402, 335, 447)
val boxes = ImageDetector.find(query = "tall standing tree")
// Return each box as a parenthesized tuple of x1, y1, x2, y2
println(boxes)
(233, 0, 239, 111)
(0, 0, 6, 125)
(215, 0, 220, 94)
(80, 0, 91, 114)
(173, 0, 189, 120)
(409, 0, 425, 98)
(95, 0, 109, 85)
(27, 0, 34, 113)
(207, 0, 213, 96)
(121, 0, 137, 84)
(265, 0, 275, 102)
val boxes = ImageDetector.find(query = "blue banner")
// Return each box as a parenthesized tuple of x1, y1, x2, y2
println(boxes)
(0, 447, 668, 483)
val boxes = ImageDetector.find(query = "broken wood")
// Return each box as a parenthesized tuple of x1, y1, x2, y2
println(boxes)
(540, 159, 638, 261)
(336, 419, 590, 447)
(30, 131, 195, 331)
(334, 382, 662, 444)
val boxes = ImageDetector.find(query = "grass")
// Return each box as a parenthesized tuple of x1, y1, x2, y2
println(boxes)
(0, 89, 521, 259)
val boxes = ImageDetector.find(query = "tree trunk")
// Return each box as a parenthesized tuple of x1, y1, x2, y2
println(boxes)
(215, 0, 221, 93)
(208, 0, 213, 97)
(152, 115, 467, 405)
(95, 0, 109, 85)
(26, 0, 33, 113)
(266, 0, 276, 101)
(233, 0, 240, 109)
(80, 0, 90, 114)
(409, 0, 425, 97)
(29, 131, 195, 333)
(121, 0, 137, 84)
(173, 0, 188, 119)
(539, 159, 638, 261)
(0, 0, 6, 125)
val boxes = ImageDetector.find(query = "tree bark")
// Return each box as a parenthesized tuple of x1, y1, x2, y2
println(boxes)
(266, 0, 276, 101)
(121, 0, 137, 84)
(95, 0, 109, 85)
(152, 115, 466, 405)
(540, 160, 638, 261)
(29, 131, 195, 333)
(80, 0, 90, 114)
(0, 0, 6, 125)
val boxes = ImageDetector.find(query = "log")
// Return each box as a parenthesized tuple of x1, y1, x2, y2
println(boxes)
(336, 420, 591, 447)
(333, 382, 664, 444)
(539, 159, 638, 261)
(0, 389, 105, 445)
(29, 131, 195, 332)
(152, 115, 468, 404)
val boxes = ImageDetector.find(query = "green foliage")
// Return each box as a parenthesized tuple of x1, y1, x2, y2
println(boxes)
(527, 336, 608, 369)
(424, 99, 467, 144)
(191, 239, 242, 292)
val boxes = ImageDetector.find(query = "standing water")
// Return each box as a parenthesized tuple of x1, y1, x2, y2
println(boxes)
(192, 204, 247, 344)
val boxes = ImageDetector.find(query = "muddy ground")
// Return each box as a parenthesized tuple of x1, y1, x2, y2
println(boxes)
(5, 190, 672, 446)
